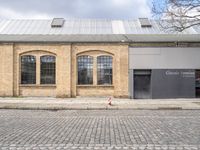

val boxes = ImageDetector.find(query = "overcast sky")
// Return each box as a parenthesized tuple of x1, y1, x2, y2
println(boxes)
(0, 0, 153, 19)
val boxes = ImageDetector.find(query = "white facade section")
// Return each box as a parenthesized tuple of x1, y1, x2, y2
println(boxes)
(129, 47, 200, 69)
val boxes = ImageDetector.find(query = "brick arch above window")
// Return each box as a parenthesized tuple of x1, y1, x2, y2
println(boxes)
(19, 50, 56, 56)
(77, 50, 114, 57)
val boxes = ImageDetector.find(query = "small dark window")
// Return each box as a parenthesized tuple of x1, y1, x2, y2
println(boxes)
(78, 56, 93, 85)
(40, 55, 56, 84)
(21, 55, 36, 84)
(97, 56, 113, 85)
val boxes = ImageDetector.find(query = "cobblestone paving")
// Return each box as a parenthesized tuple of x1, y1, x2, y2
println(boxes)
(0, 110, 200, 149)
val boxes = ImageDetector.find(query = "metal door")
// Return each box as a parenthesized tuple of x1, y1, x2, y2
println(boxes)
(134, 70, 151, 99)
(196, 70, 200, 98)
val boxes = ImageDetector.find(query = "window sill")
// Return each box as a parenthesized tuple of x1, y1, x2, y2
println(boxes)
(77, 85, 114, 87)
(20, 84, 56, 87)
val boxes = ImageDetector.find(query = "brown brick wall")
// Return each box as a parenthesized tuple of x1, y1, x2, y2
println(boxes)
(71, 43, 129, 98)
(13, 43, 72, 97)
(0, 43, 129, 98)
(19, 86, 56, 97)
(0, 43, 14, 96)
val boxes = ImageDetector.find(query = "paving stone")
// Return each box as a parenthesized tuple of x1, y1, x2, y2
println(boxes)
(0, 110, 200, 149)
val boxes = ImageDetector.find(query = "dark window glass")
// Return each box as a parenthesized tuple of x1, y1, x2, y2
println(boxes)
(21, 55, 36, 84)
(97, 56, 113, 85)
(78, 56, 93, 85)
(40, 55, 56, 84)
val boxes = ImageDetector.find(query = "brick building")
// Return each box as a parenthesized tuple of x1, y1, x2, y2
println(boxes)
(0, 18, 200, 99)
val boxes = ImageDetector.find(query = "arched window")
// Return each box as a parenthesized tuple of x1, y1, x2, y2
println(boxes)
(40, 55, 56, 84)
(77, 56, 93, 85)
(21, 55, 36, 84)
(97, 56, 113, 85)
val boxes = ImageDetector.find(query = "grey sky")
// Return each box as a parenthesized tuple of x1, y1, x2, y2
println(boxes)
(0, 0, 152, 19)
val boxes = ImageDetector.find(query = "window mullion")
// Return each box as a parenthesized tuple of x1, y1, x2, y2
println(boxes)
(36, 55, 40, 85)
(93, 57, 97, 85)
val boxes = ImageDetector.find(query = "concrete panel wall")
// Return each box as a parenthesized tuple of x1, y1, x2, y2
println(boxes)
(129, 47, 200, 69)
(129, 69, 196, 99)
(151, 69, 196, 99)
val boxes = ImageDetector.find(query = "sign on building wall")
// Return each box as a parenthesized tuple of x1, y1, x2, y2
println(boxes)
(151, 69, 196, 99)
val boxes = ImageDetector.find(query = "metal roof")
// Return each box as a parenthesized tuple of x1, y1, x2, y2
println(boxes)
(0, 19, 199, 42)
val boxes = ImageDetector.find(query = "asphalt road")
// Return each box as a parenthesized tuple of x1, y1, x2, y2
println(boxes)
(0, 109, 200, 149)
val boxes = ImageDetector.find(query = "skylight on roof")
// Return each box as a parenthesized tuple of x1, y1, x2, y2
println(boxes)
(139, 18, 152, 28)
(51, 18, 65, 28)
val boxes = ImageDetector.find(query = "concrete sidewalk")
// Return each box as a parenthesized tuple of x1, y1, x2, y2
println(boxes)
(0, 97, 200, 110)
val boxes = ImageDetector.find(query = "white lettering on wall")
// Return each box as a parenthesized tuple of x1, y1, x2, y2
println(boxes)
(166, 70, 179, 75)
(165, 70, 195, 78)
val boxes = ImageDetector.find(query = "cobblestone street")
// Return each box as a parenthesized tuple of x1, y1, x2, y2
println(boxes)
(0, 110, 200, 149)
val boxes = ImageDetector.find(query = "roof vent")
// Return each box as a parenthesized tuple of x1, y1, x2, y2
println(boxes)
(139, 18, 152, 28)
(51, 18, 65, 28)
